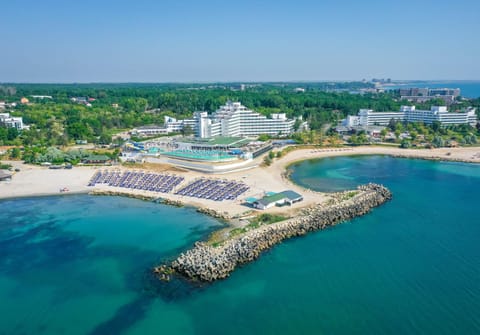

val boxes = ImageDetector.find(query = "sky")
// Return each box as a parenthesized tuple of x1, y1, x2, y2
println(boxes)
(1, 0, 479, 82)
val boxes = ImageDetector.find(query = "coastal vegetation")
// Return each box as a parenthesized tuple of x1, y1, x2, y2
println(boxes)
(206, 212, 291, 247)
(19, 147, 118, 165)
(0, 82, 431, 145)
(1, 83, 479, 162)
(383, 119, 478, 148)
(228, 213, 289, 238)
(0, 162, 12, 170)
(251, 213, 288, 226)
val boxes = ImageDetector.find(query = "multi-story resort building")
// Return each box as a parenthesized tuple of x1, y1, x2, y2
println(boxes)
(0, 113, 25, 130)
(131, 102, 297, 138)
(397, 87, 461, 105)
(343, 106, 477, 127)
(183, 101, 298, 138)
(398, 87, 461, 97)
(194, 101, 295, 138)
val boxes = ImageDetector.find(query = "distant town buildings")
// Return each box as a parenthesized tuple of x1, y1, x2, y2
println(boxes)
(0, 86, 17, 96)
(397, 87, 461, 105)
(20, 97, 29, 104)
(371, 78, 392, 84)
(0, 112, 25, 130)
(0, 102, 17, 109)
(429, 88, 461, 97)
(343, 106, 477, 128)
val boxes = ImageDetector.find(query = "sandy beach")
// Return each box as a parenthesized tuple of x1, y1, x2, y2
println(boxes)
(0, 162, 94, 199)
(1, 145, 479, 218)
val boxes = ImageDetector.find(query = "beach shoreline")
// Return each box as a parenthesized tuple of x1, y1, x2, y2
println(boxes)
(1, 146, 479, 219)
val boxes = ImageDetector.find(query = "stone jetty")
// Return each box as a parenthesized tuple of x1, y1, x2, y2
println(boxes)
(196, 207, 230, 220)
(166, 183, 392, 282)
(89, 189, 156, 201)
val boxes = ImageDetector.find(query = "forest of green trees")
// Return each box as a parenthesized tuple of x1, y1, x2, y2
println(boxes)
(0, 83, 479, 149)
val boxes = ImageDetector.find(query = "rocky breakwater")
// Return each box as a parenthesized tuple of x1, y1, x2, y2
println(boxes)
(89, 189, 156, 201)
(196, 207, 230, 220)
(166, 183, 392, 282)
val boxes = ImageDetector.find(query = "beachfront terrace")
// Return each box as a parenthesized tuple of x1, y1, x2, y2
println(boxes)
(175, 178, 249, 201)
(88, 170, 184, 193)
(163, 149, 239, 162)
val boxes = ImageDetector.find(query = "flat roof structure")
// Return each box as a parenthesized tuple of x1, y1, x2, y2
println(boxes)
(176, 137, 251, 147)
(280, 190, 303, 201)
(256, 193, 287, 207)
(244, 197, 258, 204)
(163, 150, 238, 162)
(253, 190, 303, 210)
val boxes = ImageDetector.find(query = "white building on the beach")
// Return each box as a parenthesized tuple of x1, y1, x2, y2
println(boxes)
(343, 106, 477, 127)
(252, 190, 303, 210)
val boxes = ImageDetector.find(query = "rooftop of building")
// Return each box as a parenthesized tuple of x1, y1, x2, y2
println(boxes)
(163, 150, 238, 162)
(176, 136, 251, 147)
(256, 192, 287, 206)
(280, 190, 303, 200)
(362, 105, 475, 114)
(255, 190, 303, 206)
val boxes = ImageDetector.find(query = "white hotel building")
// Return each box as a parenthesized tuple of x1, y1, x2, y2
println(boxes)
(194, 101, 295, 138)
(131, 102, 297, 138)
(344, 106, 477, 127)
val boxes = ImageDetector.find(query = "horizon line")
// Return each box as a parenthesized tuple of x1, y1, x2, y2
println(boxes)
(1, 79, 480, 85)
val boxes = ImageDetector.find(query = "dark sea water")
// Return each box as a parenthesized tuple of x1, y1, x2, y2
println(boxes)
(386, 81, 480, 98)
(2, 156, 480, 334)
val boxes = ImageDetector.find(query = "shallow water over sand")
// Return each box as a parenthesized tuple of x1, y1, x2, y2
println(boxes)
(1, 156, 480, 334)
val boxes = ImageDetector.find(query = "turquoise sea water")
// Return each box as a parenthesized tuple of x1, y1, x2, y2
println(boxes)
(1, 156, 480, 334)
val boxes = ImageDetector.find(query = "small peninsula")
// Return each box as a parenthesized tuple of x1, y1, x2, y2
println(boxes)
(156, 183, 392, 282)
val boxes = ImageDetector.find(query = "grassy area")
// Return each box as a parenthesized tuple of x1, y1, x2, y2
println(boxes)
(251, 213, 288, 225)
(343, 191, 358, 200)
(0, 163, 12, 170)
(227, 213, 289, 239)
(229, 227, 247, 238)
